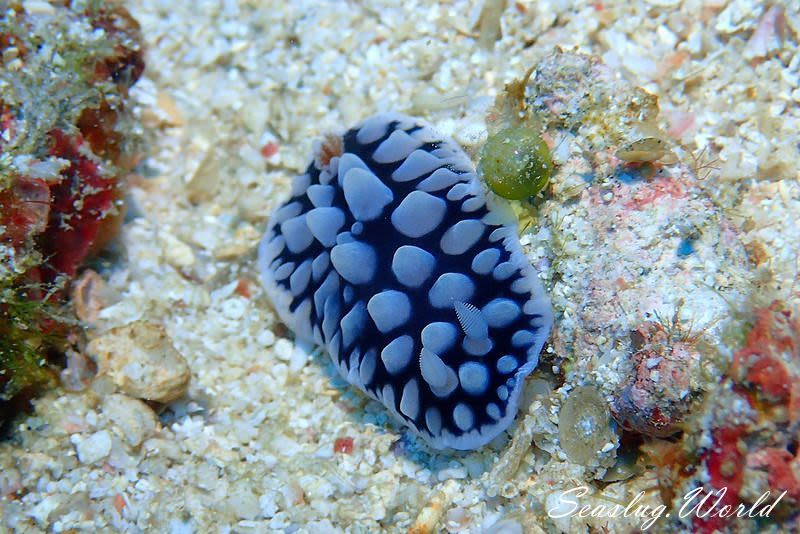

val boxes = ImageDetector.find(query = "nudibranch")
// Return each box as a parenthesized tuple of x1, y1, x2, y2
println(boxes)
(258, 112, 552, 450)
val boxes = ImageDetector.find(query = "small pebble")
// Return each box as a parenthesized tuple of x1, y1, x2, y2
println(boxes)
(220, 297, 247, 320)
(101, 394, 158, 447)
(274, 338, 294, 361)
(87, 321, 190, 403)
(256, 329, 276, 347)
(228, 482, 261, 520)
(159, 231, 196, 268)
(485, 519, 525, 534)
(0, 467, 21, 496)
(545, 491, 576, 533)
(74, 430, 112, 464)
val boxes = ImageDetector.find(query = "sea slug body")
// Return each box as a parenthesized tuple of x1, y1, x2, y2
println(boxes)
(258, 112, 552, 450)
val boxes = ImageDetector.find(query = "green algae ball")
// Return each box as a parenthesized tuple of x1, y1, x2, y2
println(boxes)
(478, 126, 552, 200)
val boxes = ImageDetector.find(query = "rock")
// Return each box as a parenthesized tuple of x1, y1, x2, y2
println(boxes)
(228, 482, 261, 520)
(158, 231, 196, 268)
(28, 494, 64, 527)
(101, 394, 158, 447)
(0, 467, 21, 496)
(87, 321, 190, 403)
(74, 430, 112, 464)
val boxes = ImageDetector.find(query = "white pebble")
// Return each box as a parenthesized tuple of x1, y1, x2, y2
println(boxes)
(74, 430, 112, 464)
(256, 329, 276, 347)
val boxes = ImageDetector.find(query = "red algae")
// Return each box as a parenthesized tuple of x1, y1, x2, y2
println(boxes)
(42, 129, 125, 281)
(0, 1, 143, 421)
(732, 301, 799, 406)
(631, 301, 800, 532)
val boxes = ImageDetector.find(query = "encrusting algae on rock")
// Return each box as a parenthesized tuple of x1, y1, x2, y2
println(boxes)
(624, 299, 800, 533)
(0, 1, 143, 423)
(611, 307, 711, 438)
(502, 48, 798, 532)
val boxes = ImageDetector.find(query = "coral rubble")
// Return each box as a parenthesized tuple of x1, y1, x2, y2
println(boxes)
(634, 301, 800, 533)
(0, 1, 143, 422)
